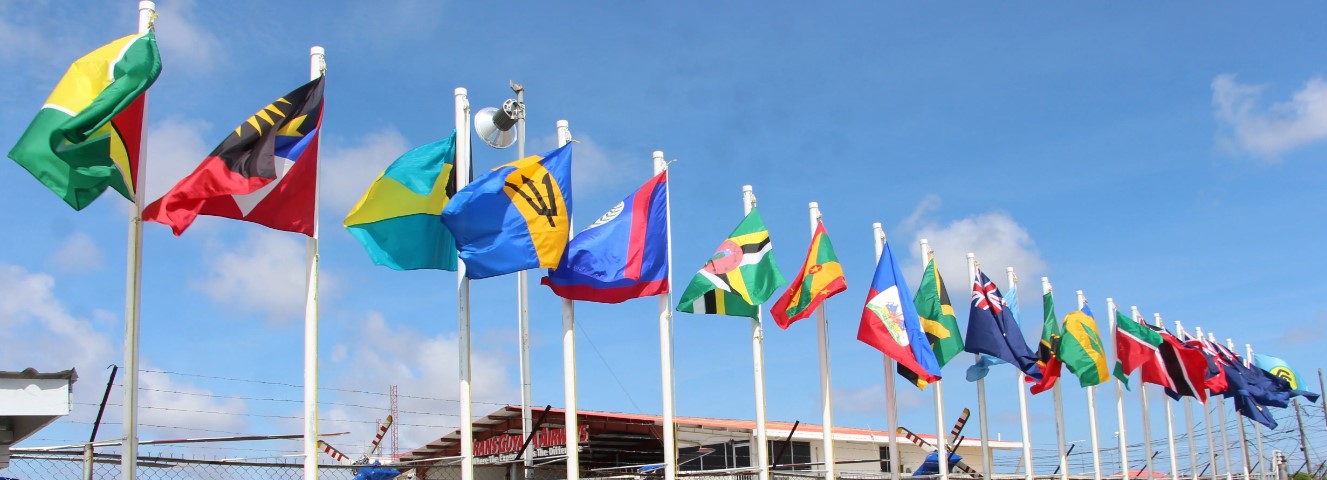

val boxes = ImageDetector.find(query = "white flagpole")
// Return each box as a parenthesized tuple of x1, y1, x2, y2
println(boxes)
(808, 203, 836, 480)
(973, 253, 992, 479)
(655, 151, 678, 480)
(870, 227, 894, 480)
(1077, 290, 1103, 480)
(1248, 345, 1266, 480)
(1228, 339, 1251, 479)
(1194, 327, 1216, 480)
(302, 45, 325, 480)
(1153, 315, 1178, 480)
(122, 4, 154, 479)
(1207, 332, 1232, 480)
(515, 86, 534, 480)
(1176, 319, 1195, 479)
(1134, 306, 1155, 480)
(455, 87, 475, 480)
(921, 239, 949, 480)
(746, 185, 771, 480)
(1108, 298, 1130, 480)
(557, 121, 580, 480)
(1046, 278, 1068, 480)
(1011, 268, 1034, 480)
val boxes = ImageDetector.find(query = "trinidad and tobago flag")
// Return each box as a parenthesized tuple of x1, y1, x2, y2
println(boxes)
(145, 76, 324, 236)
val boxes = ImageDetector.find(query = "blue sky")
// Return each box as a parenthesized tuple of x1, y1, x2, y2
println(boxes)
(3, 0, 1327, 471)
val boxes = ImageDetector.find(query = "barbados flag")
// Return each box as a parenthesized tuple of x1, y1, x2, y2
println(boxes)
(343, 132, 458, 271)
(440, 144, 572, 279)
(541, 171, 668, 303)
(856, 239, 942, 387)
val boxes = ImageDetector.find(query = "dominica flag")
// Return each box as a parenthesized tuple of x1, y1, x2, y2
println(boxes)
(901, 255, 964, 389)
(440, 144, 572, 279)
(676, 207, 786, 318)
(146, 77, 324, 236)
(344, 132, 459, 271)
(769, 220, 846, 329)
(1058, 303, 1110, 388)
(9, 32, 161, 210)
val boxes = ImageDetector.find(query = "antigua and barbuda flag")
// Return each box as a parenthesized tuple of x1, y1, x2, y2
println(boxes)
(440, 144, 572, 279)
(145, 76, 324, 236)
(541, 171, 668, 303)
(856, 239, 942, 388)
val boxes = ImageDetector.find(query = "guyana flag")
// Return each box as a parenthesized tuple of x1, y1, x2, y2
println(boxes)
(676, 207, 786, 319)
(900, 255, 964, 388)
(770, 220, 846, 329)
(9, 32, 162, 210)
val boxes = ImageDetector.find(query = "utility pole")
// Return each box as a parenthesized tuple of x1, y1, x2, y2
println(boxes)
(1293, 399, 1311, 474)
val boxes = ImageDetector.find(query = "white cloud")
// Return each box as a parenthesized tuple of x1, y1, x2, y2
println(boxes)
(138, 369, 249, 436)
(900, 194, 942, 233)
(50, 231, 104, 274)
(319, 128, 411, 216)
(145, 118, 213, 201)
(538, 132, 634, 192)
(323, 312, 516, 457)
(152, 0, 225, 75)
(910, 206, 1047, 290)
(192, 229, 331, 323)
(1213, 74, 1327, 158)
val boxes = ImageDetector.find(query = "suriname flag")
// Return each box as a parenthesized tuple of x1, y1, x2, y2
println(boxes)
(9, 32, 162, 210)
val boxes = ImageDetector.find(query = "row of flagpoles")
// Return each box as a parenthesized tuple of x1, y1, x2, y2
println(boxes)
(8, 4, 1325, 480)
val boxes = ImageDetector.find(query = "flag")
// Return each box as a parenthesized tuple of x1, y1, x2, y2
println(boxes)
(770, 221, 846, 329)
(1112, 310, 1169, 390)
(856, 240, 941, 387)
(676, 207, 785, 318)
(1029, 289, 1062, 394)
(9, 32, 161, 210)
(1058, 304, 1110, 388)
(145, 77, 324, 236)
(343, 132, 458, 271)
(1221, 357, 1282, 428)
(965, 268, 1042, 381)
(967, 282, 1015, 382)
(1152, 326, 1209, 402)
(439, 144, 573, 279)
(1253, 354, 1321, 403)
(903, 255, 964, 388)
(541, 171, 668, 303)
(1179, 330, 1229, 395)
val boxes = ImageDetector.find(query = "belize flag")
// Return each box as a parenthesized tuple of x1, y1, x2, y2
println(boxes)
(542, 171, 668, 303)
(146, 77, 323, 236)
(856, 239, 941, 386)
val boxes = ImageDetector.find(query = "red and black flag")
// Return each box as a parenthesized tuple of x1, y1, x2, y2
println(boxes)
(146, 76, 324, 236)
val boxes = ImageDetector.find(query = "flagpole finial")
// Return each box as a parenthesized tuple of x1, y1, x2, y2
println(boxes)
(557, 119, 569, 129)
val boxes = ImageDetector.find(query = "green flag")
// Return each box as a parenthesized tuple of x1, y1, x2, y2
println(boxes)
(900, 256, 965, 388)
(1059, 306, 1110, 388)
(676, 207, 786, 318)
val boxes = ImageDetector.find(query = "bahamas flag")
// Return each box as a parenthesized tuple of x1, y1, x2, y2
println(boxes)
(9, 32, 161, 210)
(541, 171, 668, 303)
(343, 132, 458, 271)
(769, 220, 846, 329)
(440, 144, 572, 279)
(856, 239, 942, 388)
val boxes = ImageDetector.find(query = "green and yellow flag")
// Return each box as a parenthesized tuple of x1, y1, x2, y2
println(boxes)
(677, 207, 786, 319)
(1060, 304, 1110, 388)
(345, 132, 459, 271)
(900, 255, 964, 389)
(9, 32, 162, 210)
(769, 220, 846, 329)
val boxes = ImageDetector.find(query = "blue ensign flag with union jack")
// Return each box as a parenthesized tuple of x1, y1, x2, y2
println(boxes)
(964, 268, 1042, 380)
(541, 171, 669, 303)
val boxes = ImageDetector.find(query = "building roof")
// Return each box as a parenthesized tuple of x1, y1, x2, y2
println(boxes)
(401, 405, 1023, 463)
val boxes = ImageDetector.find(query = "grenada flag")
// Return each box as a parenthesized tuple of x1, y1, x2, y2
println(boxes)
(769, 220, 846, 329)
(9, 32, 161, 210)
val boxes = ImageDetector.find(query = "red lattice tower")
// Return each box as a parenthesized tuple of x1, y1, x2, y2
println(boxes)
(389, 384, 399, 457)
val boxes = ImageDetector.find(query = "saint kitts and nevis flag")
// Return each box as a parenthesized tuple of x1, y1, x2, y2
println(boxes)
(1057, 303, 1110, 388)
(9, 32, 162, 210)
(901, 255, 963, 389)
(145, 77, 325, 236)
(343, 132, 460, 271)
(543, 171, 669, 303)
(769, 220, 846, 328)
(676, 207, 785, 318)
(856, 239, 941, 387)
(440, 144, 573, 279)
(1029, 287, 1062, 394)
